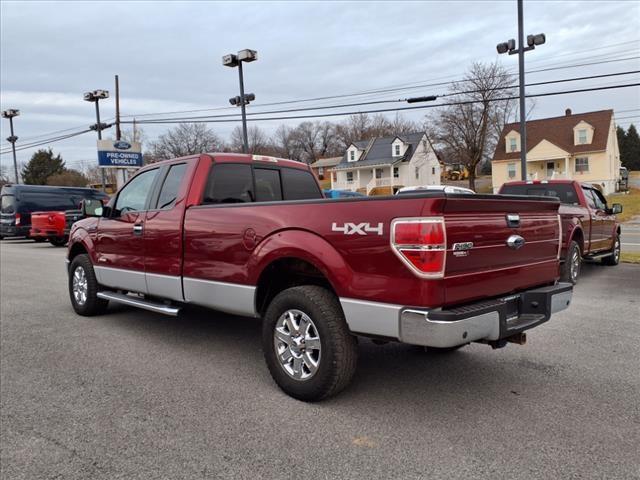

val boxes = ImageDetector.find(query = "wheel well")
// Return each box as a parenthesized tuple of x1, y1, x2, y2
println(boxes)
(68, 242, 88, 262)
(255, 258, 336, 317)
(570, 228, 584, 254)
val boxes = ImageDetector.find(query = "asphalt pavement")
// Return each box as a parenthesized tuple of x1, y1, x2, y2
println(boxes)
(622, 222, 640, 253)
(1, 240, 639, 480)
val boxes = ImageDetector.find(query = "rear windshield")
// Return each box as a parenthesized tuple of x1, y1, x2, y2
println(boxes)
(1, 195, 15, 214)
(12, 189, 105, 212)
(500, 184, 579, 205)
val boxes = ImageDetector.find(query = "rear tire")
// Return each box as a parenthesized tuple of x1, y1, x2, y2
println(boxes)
(68, 254, 108, 316)
(262, 285, 358, 402)
(602, 234, 620, 266)
(560, 240, 581, 285)
(49, 236, 68, 247)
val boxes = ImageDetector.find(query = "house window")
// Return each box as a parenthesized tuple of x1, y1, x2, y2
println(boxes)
(415, 167, 420, 180)
(394, 144, 401, 156)
(375, 168, 382, 179)
(509, 137, 517, 152)
(393, 167, 399, 178)
(578, 129, 587, 144)
(332, 172, 337, 182)
(318, 167, 324, 178)
(349, 151, 355, 162)
(432, 166, 436, 175)
(346, 171, 354, 182)
(508, 163, 517, 179)
(575, 157, 589, 173)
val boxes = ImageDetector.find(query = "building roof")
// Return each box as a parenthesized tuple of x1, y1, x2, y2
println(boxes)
(333, 132, 426, 170)
(309, 156, 342, 168)
(492, 109, 613, 161)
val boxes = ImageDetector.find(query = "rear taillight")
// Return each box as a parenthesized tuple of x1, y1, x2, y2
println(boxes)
(391, 217, 446, 278)
(15, 213, 21, 225)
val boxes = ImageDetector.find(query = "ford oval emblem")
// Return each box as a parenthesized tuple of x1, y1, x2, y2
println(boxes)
(506, 235, 526, 250)
(113, 141, 131, 150)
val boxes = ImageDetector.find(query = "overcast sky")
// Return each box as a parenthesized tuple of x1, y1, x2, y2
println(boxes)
(1, 0, 639, 173)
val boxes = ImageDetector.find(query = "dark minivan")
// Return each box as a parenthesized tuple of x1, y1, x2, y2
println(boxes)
(0, 184, 108, 239)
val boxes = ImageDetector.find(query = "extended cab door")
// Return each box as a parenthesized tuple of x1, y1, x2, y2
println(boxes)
(142, 161, 191, 302)
(94, 168, 159, 293)
(581, 186, 610, 252)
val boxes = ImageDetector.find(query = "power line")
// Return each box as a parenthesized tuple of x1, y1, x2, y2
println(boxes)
(121, 82, 640, 125)
(128, 71, 640, 124)
(119, 54, 640, 119)
(0, 129, 93, 155)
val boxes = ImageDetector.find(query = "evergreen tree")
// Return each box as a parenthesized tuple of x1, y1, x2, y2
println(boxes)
(621, 124, 640, 171)
(21, 148, 65, 185)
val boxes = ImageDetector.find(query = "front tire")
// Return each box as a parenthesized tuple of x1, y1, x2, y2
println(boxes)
(560, 240, 581, 284)
(68, 254, 108, 316)
(262, 285, 358, 401)
(602, 234, 620, 266)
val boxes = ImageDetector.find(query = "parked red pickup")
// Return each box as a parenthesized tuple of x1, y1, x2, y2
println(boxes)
(499, 180, 622, 284)
(30, 210, 84, 246)
(66, 153, 572, 400)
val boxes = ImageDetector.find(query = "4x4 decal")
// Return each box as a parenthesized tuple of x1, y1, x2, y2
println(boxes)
(331, 222, 384, 236)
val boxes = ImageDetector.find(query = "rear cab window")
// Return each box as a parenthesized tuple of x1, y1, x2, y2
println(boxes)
(202, 162, 322, 205)
(500, 184, 579, 205)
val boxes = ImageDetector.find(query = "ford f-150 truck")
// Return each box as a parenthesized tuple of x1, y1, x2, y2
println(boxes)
(66, 153, 572, 401)
(30, 209, 85, 246)
(499, 180, 622, 284)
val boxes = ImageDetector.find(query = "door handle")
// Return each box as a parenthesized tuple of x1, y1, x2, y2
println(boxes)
(133, 224, 143, 235)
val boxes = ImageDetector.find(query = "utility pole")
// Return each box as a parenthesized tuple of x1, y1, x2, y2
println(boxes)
(496, 0, 545, 181)
(83, 89, 110, 192)
(1, 109, 20, 183)
(114, 75, 126, 188)
(222, 49, 258, 154)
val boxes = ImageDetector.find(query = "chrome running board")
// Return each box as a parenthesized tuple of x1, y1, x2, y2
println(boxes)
(97, 291, 180, 317)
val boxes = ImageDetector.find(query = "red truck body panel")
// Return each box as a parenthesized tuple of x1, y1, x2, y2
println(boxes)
(30, 211, 66, 239)
(498, 180, 619, 259)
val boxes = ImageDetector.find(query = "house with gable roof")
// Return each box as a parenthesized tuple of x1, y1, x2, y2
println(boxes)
(491, 108, 621, 194)
(329, 132, 441, 195)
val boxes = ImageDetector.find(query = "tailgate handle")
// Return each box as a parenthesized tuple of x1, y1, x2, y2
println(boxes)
(506, 213, 520, 228)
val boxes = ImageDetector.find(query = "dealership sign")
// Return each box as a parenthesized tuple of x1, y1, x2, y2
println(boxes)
(97, 140, 143, 168)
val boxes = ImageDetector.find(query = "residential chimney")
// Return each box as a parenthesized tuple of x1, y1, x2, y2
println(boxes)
(565, 108, 572, 116)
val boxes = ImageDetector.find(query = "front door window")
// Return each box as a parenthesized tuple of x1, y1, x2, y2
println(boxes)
(546, 162, 555, 178)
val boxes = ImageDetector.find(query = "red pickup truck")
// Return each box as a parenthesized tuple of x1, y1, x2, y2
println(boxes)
(66, 153, 572, 400)
(30, 210, 84, 246)
(499, 180, 622, 284)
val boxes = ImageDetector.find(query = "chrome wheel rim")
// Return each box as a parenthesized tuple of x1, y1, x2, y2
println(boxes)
(72, 266, 88, 306)
(614, 238, 620, 262)
(571, 250, 580, 282)
(273, 309, 321, 381)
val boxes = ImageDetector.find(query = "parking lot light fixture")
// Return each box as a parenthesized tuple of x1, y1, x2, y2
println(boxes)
(84, 89, 110, 192)
(222, 49, 258, 153)
(2, 108, 21, 184)
(496, 0, 545, 181)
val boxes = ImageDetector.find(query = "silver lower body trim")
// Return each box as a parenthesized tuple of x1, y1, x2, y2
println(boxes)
(339, 298, 402, 338)
(183, 277, 257, 317)
(95, 266, 147, 294)
(146, 272, 183, 302)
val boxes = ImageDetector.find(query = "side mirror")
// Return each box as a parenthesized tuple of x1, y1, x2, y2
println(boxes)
(81, 199, 104, 217)
(610, 203, 623, 215)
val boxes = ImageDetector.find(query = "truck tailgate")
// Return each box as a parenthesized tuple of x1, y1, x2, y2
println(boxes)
(441, 195, 560, 306)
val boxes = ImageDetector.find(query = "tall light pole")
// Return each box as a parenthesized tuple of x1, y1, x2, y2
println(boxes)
(2, 109, 20, 184)
(84, 89, 110, 192)
(497, 0, 545, 181)
(222, 49, 258, 153)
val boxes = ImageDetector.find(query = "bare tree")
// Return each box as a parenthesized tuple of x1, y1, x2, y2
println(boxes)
(228, 125, 270, 154)
(334, 113, 419, 150)
(427, 61, 516, 190)
(291, 121, 340, 163)
(149, 123, 223, 160)
(270, 125, 304, 161)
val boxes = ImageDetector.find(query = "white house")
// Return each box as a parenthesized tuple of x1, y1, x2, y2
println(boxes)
(330, 132, 441, 195)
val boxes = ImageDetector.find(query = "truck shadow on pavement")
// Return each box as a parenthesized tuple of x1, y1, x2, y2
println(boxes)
(99, 297, 570, 408)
